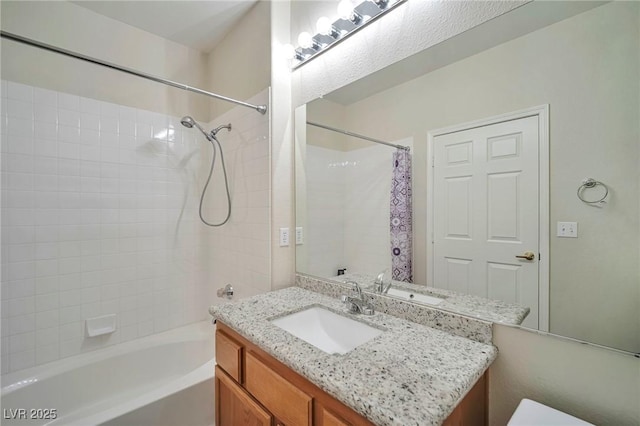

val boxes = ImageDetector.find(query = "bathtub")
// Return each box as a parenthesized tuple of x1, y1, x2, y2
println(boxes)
(1, 321, 216, 426)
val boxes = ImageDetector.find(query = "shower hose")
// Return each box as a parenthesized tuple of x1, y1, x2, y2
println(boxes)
(200, 135, 231, 227)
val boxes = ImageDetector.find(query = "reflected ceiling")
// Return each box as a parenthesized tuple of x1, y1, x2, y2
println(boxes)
(325, 1, 604, 105)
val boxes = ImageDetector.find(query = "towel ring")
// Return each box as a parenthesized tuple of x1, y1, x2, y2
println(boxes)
(577, 178, 608, 204)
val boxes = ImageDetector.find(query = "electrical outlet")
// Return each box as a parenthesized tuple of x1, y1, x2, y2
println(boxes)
(295, 227, 303, 245)
(279, 228, 290, 246)
(557, 222, 578, 238)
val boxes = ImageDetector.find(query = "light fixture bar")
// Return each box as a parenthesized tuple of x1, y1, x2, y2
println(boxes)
(292, 0, 407, 70)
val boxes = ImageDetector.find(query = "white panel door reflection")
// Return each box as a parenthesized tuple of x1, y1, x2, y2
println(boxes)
(433, 116, 539, 329)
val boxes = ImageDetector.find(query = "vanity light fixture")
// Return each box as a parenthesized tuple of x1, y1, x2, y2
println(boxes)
(297, 32, 317, 50)
(337, 0, 362, 24)
(285, 0, 407, 69)
(316, 17, 340, 39)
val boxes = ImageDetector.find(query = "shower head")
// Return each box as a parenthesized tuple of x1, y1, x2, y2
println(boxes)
(180, 116, 195, 128)
(180, 116, 232, 140)
(180, 116, 211, 141)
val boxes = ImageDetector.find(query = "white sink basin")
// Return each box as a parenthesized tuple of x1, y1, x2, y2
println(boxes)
(386, 288, 445, 306)
(270, 306, 383, 355)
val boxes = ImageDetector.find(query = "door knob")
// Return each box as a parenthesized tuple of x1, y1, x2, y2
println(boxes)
(515, 251, 535, 261)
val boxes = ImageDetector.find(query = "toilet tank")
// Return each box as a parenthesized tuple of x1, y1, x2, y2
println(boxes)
(508, 399, 594, 426)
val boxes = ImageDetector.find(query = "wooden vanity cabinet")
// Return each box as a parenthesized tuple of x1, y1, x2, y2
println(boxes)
(215, 322, 373, 426)
(245, 351, 313, 425)
(215, 365, 272, 426)
(442, 374, 486, 426)
(214, 321, 486, 426)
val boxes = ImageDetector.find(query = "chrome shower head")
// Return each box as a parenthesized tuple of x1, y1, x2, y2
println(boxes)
(180, 116, 232, 141)
(180, 116, 211, 141)
(180, 116, 195, 128)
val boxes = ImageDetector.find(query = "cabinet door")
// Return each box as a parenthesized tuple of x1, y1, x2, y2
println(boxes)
(317, 405, 351, 426)
(245, 351, 313, 426)
(216, 330, 243, 382)
(215, 366, 272, 426)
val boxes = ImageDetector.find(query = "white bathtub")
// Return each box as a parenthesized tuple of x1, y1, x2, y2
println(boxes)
(1, 321, 216, 426)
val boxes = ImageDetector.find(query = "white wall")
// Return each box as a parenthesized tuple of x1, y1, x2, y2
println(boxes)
(270, 0, 295, 291)
(490, 325, 640, 426)
(281, 1, 640, 424)
(206, 1, 271, 119)
(306, 98, 348, 151)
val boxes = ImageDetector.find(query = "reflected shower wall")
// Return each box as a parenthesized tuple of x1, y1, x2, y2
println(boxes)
(303, 139, 412, 278)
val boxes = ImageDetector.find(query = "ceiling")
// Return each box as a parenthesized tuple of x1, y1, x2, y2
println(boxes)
(71, 0, 258, 52)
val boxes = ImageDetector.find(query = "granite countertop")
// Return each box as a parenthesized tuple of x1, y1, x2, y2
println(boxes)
(209, 287, 498, 426)
(332, 272, 530, 325)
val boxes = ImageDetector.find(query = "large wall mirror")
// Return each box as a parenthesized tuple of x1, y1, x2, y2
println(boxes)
(295, 1, 639, 355)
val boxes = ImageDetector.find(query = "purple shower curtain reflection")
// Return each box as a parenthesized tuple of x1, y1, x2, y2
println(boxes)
(390, 149, 412, 282)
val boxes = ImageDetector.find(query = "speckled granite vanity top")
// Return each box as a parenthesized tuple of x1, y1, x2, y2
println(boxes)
(332, 272, 530, 325)
(209, 287, 497, 426)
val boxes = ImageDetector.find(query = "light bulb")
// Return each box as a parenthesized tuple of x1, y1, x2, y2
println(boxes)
(316, 17, 332, 36)
(337, 0, 354, 20)
(297, 32, 313, 49)
(373, 0, 388, 9)
(283, 44, 297, 60)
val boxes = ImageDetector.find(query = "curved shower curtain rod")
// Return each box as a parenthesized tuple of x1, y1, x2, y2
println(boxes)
(0, 30, 268, 115)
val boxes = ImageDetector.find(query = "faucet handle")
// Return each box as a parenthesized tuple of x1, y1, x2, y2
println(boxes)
(361, 305, 375, 315)
(374, 269, 390, 293)
(217, 284, 234, 299)
(345, 280, 362, 299)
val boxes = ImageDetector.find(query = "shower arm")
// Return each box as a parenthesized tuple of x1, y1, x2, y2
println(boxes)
(0, 30, 268, 115)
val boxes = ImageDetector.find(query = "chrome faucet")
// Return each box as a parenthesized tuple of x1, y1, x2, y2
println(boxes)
(374, 270, 392, 294)
(341, 281, 374, 315)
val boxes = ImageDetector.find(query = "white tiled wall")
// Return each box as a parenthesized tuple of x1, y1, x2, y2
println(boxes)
(205, 90, 271, 303)
(305, 140, 412, 278)
(342, 144, 394, 276)
(0, 80, 272, 374)
(305, 145, 346, 277)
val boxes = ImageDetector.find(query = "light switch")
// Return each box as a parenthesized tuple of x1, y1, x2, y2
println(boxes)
(295, 227, 303, 245)
(557, 222, 578, 238)
(279, 228, 290, 246)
